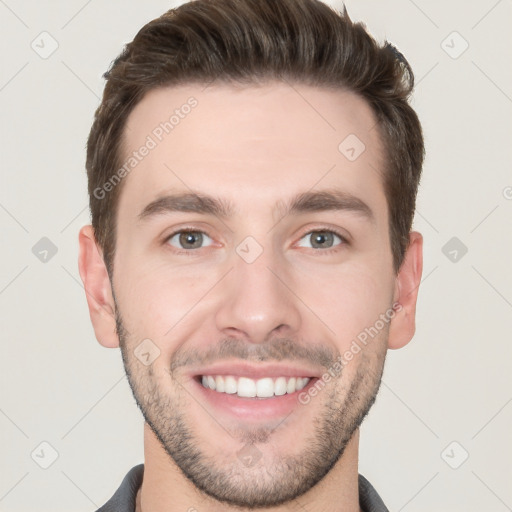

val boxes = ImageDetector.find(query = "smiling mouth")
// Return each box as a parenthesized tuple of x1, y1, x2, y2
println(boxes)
(193, 374, 317, 399)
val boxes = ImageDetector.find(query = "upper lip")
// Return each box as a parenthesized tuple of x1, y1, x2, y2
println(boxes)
(189, 361, 323, 380)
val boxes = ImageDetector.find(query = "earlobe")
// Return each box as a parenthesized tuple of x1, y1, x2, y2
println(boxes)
(388, 231, 423, 350)
(78, 225, 119, 348)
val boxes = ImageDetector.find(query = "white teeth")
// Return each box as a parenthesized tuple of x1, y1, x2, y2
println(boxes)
(200, 375, 311, 397)
(297, 378, 309, 390)
(237, 377, 256, 397)
(215, 375, 225, 392)
(224, 376, 237, 394)
(256, 377, 274, 398)
(274, 376, 287, 396)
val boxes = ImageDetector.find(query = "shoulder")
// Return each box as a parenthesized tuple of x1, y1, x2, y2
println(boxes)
(94, 464, 144, 512)
(358, 473, 389, 512)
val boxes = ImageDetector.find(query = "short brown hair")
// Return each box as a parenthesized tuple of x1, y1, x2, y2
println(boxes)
(86, 0, 424, 279)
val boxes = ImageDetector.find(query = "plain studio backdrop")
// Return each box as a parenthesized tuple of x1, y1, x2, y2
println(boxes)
(1, 1, 511, 511)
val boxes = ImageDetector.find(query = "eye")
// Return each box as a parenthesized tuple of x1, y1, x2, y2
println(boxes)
(165, 229, 214, 251)
(163, 227, 348, 255)
(296, 229, 348, 252)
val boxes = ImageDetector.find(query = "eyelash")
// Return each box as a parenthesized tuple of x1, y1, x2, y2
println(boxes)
(163, 227, 350, 256)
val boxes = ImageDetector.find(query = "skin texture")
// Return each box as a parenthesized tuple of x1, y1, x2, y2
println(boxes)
(78, 81, 423, 512)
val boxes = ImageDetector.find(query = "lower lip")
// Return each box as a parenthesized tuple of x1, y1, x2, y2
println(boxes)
(192, 376, 319, 421)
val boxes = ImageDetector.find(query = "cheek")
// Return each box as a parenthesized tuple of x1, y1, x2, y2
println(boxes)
(295, 260, 391, 346)
(117, 260, 209, 342)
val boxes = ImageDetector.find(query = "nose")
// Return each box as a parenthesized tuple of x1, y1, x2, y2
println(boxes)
(214, 241, 302, 344)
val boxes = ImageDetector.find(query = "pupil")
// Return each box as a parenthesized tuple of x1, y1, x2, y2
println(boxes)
(313, 231, 332, 248)
(180, 232, 201, 248)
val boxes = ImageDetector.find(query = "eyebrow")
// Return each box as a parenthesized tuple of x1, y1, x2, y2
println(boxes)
(137, 188, 375, 224)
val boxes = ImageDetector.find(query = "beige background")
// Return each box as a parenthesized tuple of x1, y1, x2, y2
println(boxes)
(1, 0, 511, 510)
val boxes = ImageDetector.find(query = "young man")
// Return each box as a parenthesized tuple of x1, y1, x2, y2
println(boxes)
(78, 0, 424, 510)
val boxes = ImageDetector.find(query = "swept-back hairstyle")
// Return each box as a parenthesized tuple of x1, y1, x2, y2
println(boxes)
(86, 0, 424, 278)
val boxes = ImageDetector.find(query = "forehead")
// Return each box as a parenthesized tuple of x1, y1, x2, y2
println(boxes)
(117, 81, 386, 223)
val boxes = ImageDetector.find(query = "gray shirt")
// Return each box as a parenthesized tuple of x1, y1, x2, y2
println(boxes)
(95, 464, 389, 512)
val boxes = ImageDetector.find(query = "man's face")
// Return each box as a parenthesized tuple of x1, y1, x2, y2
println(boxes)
(112, 82, 396, 507)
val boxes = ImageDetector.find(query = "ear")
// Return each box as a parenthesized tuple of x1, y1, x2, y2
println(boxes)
(387, 231, 423, 350)
(78, 224, 119, 348)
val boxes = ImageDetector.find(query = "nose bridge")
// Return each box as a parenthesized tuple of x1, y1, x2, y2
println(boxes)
(214, 235, 301, 343)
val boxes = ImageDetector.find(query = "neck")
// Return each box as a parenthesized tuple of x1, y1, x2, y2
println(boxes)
(136, 423, 362, 512)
